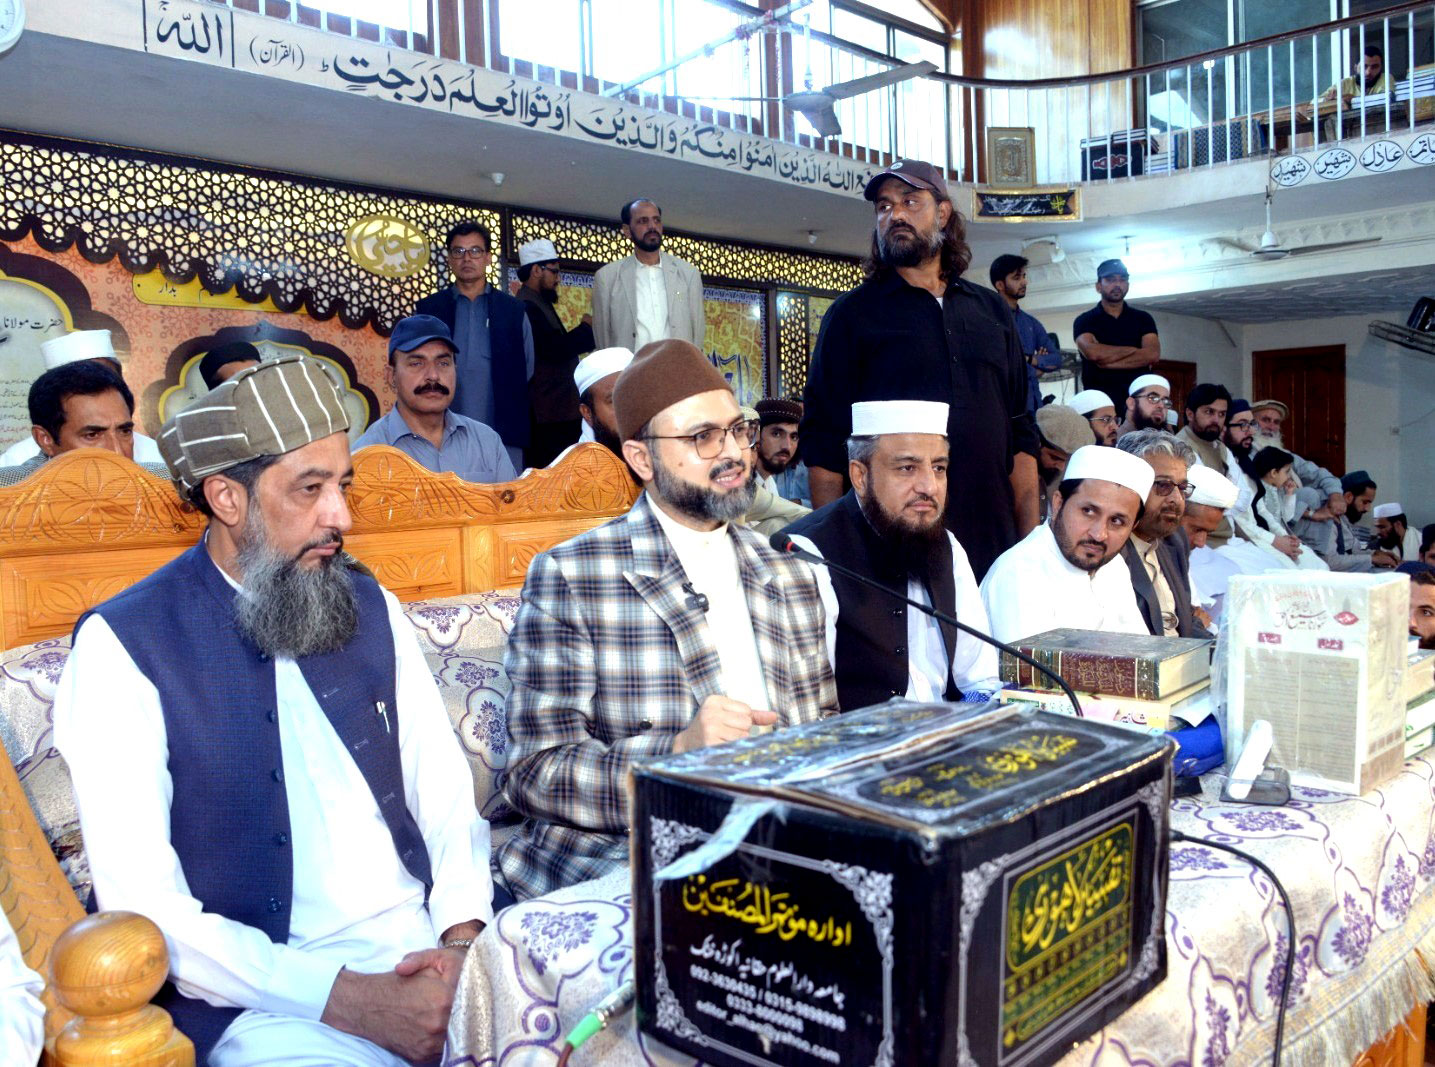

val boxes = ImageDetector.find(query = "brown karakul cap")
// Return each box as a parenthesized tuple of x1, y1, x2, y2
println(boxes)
(755, 397, 803, 426)
(614, 339, 731, 442)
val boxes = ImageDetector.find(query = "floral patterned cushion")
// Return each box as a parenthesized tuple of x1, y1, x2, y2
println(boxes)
(0, 590, 523, 899)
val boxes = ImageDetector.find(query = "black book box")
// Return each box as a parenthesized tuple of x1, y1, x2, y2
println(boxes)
(631, 700, 1173, 1067)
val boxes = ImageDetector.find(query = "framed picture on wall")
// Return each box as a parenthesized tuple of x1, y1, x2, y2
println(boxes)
(985, 127, 1037, 187)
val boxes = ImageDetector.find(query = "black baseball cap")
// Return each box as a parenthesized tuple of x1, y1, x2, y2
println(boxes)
(1096, 258, 1130, 279)
(198, 342, 262, 391)
(863, 159, 949, 201)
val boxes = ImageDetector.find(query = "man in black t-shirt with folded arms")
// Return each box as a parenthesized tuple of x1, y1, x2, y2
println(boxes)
(1073, 258, 1161, 402)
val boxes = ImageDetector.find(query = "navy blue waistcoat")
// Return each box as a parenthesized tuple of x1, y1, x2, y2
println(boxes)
(78, 542, 433, 1061)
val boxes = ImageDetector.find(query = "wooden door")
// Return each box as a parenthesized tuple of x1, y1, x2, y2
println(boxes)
(1153, 358, 1197, 420)
(1251, 345, 1346, 474)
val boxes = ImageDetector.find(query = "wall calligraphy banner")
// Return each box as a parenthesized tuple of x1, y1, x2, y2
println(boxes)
(969, 188, 1082, 222)
(134, 0, 876, 199)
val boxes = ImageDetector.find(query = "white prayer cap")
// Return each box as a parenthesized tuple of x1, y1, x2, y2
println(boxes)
(1187, 464, 1239, 509)
(1128, 373, 1170, 395)
(851, 400, 949, 437)
(1063, 444, 1155, 501)
(574, 347, 633, 395)
(517, 239, 559, 267)
(42, 329, 117, 370)
(1068, 389, 1115, 415)
(1373, 502, 1404, 519)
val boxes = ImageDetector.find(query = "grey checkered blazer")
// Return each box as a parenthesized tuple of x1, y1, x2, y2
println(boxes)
(496, 492, 838, 900)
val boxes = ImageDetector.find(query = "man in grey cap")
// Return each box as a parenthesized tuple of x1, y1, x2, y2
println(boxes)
(1034, 402, 1096, 520)
(1073, 258, 1161, 403)
(355, 314, 516, 484)
(54, 355, 496, 1066)
(801, 157, 1039, 579)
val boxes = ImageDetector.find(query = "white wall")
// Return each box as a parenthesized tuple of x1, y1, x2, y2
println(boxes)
(1239, 311, 1428, 530)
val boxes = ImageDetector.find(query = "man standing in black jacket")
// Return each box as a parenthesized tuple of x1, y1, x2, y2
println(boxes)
(417, 221, 533, 471)
(801, 159, 1039, 579)
(514, 238, 596, 467)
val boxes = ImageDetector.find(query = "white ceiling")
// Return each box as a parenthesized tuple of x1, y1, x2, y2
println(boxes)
(0, 24, 1432, 330)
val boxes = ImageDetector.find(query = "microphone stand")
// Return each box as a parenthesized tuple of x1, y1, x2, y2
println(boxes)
(769, 532, 1086, 718)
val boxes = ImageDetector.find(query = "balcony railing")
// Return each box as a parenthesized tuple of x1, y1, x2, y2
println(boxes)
(225, 0, 1435, 184)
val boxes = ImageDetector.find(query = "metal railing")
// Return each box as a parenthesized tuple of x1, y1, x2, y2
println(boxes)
(231, 0, 1435, 184)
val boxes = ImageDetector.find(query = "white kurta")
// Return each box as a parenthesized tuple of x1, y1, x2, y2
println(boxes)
(53, 570, 493, 1065)
(789, 531, 1000, 701)
(0, 431, 165, 466)
(633, 262, 669, 351)
(0, 906, 43, 1066)
(979, 523, 1150, 644)
(650, 501, 770, 711)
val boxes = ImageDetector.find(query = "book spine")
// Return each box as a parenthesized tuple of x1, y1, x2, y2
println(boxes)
(1046, 650, 1147, 700)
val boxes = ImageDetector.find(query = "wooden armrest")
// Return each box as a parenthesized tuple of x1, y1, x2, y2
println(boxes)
(48, 911, 192, 1067)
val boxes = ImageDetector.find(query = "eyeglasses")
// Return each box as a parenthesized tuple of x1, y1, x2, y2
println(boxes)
(447, 246, 490, 259)
(541, 263, 562, 273)
(1088, 414, 1119, 426)
(1151, 477, 1195, 499)
(643, 420, 758, 459)
(1134, 392, 1170, 407)
(1227, 418, 1255, 430)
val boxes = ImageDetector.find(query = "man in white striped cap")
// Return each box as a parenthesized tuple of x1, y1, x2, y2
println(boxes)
(1068, 388, 1118, 446)
(980, 443, 1153, 642)
(54, 355, 496, 1066)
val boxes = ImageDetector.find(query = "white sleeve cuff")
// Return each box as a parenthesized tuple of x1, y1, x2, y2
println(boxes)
(259, 948, 344, 1020)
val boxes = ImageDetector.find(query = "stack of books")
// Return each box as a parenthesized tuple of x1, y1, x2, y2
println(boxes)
(994, 629, 1213, 732)
(1403, 648, 1435, 757)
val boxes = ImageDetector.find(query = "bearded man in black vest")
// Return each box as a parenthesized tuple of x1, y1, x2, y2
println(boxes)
(783, 400, 1001, 711)
(54, 356, 496, 1067)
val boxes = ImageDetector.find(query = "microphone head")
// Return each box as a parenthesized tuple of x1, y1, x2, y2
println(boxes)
(769, 531, 795, 554)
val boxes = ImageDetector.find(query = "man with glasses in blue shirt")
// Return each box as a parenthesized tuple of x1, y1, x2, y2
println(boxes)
(497, 339, 836, 900)
(416, 221, 534, 472)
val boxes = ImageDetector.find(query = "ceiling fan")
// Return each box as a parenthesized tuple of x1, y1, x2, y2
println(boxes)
(1222, 189, 1382, 260)
(684, 60, 938, 138)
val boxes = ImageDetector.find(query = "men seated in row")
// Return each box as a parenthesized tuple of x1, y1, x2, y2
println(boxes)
(498, 340, 836, 901)
(753, 397, 810, 505)
(785, 400, 999, 710)
(980, 444, 1153, 642)
(1069, 388, 1118, 445)
(56, 356, 495, 1066)
(1293, 469, 1398, 571)
(1114, 429, 1210, 638)
(0, 330, 166, 466)
(0, 360, 169, 486)
(354, 315, 517, 484)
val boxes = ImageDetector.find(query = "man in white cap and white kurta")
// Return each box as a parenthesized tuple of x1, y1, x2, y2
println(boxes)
(515, 238, 596, 467)
(0, 329, 165, 466)
(1373, 502, 1421, 561)
(1116, 373, 1171, 438)
(980, 444, 1154, 643)
(1068, 388, 1119, 446)
(784, 400, 1000, 711)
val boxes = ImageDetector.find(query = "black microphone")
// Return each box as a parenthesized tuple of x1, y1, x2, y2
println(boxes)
(768, 531, 1086, 718)
(681, 581, 710, 613)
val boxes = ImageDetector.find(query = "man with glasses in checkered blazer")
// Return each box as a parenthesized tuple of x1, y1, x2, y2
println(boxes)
(496, 339, 838, 902)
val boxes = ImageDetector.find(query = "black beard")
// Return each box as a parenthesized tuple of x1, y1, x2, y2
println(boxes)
(591, 417, 624, 457)
(634, 231, 662, 253)
(1131, 409, 1167, 431)
(1053, 501, 1113, 572)
(540, 285, 559, 305)
(650, 449, 755, 524)
(233, 507, 358, 659)
(1225, 436, 1252, 457)
(1192, 423, 1222, 442)
(876, 224, 943, 269)
(759, 449, 792, 476)
(857, 483, 947, 558)
(1379, 531, 1401, 550)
